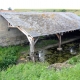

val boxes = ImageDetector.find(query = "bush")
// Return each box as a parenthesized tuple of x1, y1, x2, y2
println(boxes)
(61, 9, 66, 12)
(0, 46, 22, 70)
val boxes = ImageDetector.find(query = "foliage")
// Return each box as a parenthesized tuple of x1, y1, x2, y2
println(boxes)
(0, 62, 80, 80)
(60, 9, 66, 12)
(0, 46, 18, 69)
(0, 37, 57, 70)
(8, 7, 12, 10)
(0, 45, 29, 70)
(68, 53, 80, 64)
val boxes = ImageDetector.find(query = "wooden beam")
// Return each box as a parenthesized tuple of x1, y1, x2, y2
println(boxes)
(56, 33, 60, 39)
(34, 37, 39, 45)
(8, 25, 36, 62)
(36, 36, 80, 51)
(37, 36, 80, 51)
(56, 33, 62, 50)
(29, 37, 35, 62)
(17, 26, 36, 62)
(27, 37, 39, 62)
(17, 26, 33, 41)
(59, 34, 61, 48)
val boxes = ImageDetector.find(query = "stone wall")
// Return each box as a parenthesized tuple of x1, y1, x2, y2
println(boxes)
(0, 15, 27, 46)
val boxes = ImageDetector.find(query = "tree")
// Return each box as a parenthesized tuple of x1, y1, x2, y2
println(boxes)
(53, 10, 55, 12)
(8, 7, 12, 10)
(0, 9, 3, 10)
(61, 9, 66, 12)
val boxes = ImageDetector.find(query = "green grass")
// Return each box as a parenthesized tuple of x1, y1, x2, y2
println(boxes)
(14, 9, 80, 16)
(0, 62, 80, 80)
(0, 39, 80, 80)
(57, 63, 80, 80)
(68, 54, 80, 65)
(0, 45, 29, 70)
(0, 38, 58, 69)
(0, 46, 80, 80)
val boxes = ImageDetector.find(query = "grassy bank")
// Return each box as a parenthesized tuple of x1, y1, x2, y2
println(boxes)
(0, 46, 80, 79)
(0, 38, 80, 80)
(0, 61, 80, 80)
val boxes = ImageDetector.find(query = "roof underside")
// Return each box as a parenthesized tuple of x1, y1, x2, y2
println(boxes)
(0, 12, 80, 37)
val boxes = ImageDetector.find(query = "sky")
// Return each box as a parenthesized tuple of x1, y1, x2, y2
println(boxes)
(0, 0, 80, 10)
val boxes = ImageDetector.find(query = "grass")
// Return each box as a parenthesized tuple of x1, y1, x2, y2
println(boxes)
(0, 45, 29, 70)
(0, 38, 80, 80)
(68, 54, 80, 65)
(0, 35, 59, 67)
(0, 61, 80, 80)
(0, 38, 57, 69)
(14, 9, 80, 16)
(57, 63, 80, 80)
(0, 46, 80, 79)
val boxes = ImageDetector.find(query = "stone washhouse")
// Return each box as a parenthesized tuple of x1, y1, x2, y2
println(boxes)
(0, 12, 80, 62)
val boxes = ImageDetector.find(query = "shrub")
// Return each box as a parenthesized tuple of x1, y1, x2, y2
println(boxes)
(61, 9, 66, 12)
(0, 46, 21, 70)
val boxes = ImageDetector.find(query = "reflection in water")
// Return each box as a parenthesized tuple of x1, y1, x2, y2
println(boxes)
(70, 48, 77, 55)
(38, 41, 80, 64)
(38, 50, 45, 62)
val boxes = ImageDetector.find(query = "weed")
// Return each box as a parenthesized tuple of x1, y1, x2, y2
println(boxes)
(0, 45, 29, 70)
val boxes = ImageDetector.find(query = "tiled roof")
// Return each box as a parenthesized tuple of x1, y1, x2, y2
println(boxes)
(0, 12, 80, 37)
